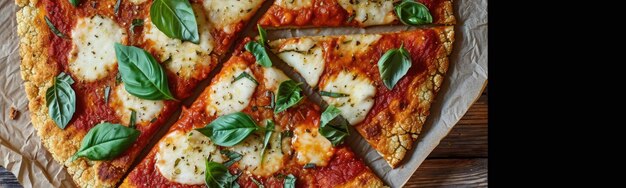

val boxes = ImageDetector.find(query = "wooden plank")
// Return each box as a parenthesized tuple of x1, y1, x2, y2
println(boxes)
(405, 159, 488, 187)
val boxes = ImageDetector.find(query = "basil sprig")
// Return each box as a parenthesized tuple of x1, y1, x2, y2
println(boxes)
(205, 160, 240, 188)
(220, 150, 242, 167)
(260, 120, 275, 164)
(44, 16, 67, 39)
(71, 122, 140, 161)
(283, 174, 296, 188)
(114, 43, 176, 100)
(320, 91, 349, 98)
(46, 72, 76, 129)
(319, 105, 349, 146)
(196, 112, 260, 147)
(233, 71, 259, 85)
(130, 19, 144, 35)
(274, 80, 304, 113)
(378, 44, 412, 90)
(150, 0, 199, 43)
(69, 0, 81, 7)
(394, 0, 433, 26)
(245, 25, 272, 67)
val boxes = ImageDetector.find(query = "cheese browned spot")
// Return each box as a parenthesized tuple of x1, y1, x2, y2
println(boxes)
(320, 70, 376, 125)
(69, 15, 127, 82)
(155, 130, 224, 185)
(109, 84, 165, 126)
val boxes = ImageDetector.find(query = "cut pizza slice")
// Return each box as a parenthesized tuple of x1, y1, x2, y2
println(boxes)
(259, 0, 455, 28)
(15, 0, 264, 187)
(121, 39, 385, 187)
(268, 26, 455, 167)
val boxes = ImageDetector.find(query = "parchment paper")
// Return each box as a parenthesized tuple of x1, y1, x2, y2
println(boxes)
(0, 0, 487, 187)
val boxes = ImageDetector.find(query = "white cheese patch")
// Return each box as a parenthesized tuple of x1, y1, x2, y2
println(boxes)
(142, 5, 215, 79)
(320, 70, 376, 125)
(203, 0, 264, 34)
(69, 15, 127, 82)
(262, 67, 290, 94)
(205, 65, 257, 116)
(229, 124, 285, 176)
(274, 38, 325, 86)
(338, 0, 396, 26)
(110, 84, 165, 125)
(275, 0, 312, 10)
(156, 130, 224, 185)
(128, 0, 147, 4)
(292, 125, 334, 166)
(336, 34, 382, 55)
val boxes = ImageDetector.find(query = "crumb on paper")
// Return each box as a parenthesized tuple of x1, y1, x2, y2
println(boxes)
(9, 106, 19, 120)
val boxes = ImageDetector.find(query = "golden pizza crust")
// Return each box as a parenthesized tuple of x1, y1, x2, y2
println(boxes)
(16, 1, 125, 187)
(357, 26, 454, 168)
(337, 170, 387, 188)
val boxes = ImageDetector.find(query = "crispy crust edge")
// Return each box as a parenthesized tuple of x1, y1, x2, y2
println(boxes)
(16, 0, 122, 187)
(337, 170, 388, 188)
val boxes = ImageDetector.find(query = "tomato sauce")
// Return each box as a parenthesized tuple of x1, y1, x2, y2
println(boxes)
(259, 0, 351, 27)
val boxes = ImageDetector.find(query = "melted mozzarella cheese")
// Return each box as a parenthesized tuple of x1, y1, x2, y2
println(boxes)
(109, 84, 165, 125)
(203, 0, 264, 34)
(69, 15, 127, 82)
(263, 67, 290, 94)
(156, 130, 224, 185)
(273, 38, 325, 86)
(338, 0, 396, 26)
(292, 125, 334, 166)
(229, 124, 285, 176)
(205, 64, 257, 116)
(128, 0, 147, 4)
(142, 5, 215, 79)
(275, 0, 312, 10)
(336, 34, 382, 55)
(320, 70, 376, 125)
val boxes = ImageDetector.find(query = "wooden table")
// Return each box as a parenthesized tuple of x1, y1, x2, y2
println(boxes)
(1, 90, 488, 187)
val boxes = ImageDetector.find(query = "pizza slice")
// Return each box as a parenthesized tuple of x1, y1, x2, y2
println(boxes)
(15, 0, 264, 187)
(267, 26, 454, 167)
(121, 39, 385, 187)
(259, 0, 455, 28)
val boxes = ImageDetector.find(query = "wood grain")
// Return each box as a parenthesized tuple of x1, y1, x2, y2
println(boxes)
(405, 159, 488, 187)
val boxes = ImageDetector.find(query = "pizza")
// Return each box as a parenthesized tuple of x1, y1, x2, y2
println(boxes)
(259, 0, 455, 28)
(15, 0, 264, 187)
(120, 39, 385, 187)
(267, 26, 454, 167)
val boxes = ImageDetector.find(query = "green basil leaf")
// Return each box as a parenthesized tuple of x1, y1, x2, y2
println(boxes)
(245, 41, 272, 67)
(260, 120, 275, 164)
(44, 16, 67, 39)
(233, 71, 259, 85)
(150, 0, 199, 43)
(257, 24, 267, 46)
(114, 43, 176, 100)
(319, 105, 349, 146)
(320, 91, 349, 98)
(303, 163, 316, 169)
(46, 72, 76, 129)
(130, 19, 144, 35)
(251, 177, 265, 188)
(220, 150, 242, 167)
(129, 110, 137, 129)
(71, 122, 140, 161)
(377, 44, 412, 90)
(283, 174, 296, 188)
(69, 0, 81, 7)
(196, 112, 259, 147)
(114, 0, 121, 15)
(274, 80, 304, 113)
(395, 0, 433, 26)
(104, 85, 111, 104)
(281, 130, 293, 138)
(205, 160, 240, 188)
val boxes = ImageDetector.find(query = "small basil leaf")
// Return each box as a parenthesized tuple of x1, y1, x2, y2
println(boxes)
(71, 122, 140, 161)
(394, 0, 433, 26)
(283, 174, 296, 188)
(260, 120, 275, 164)
(220, 150, 242, 167)
(104, 85, 111, 104)
(196, 112, 259, 147)
(150, 0, 199, 43)
(319, 105, 349, 146)
(281, 130, 293, 138)
(377, 44, 412, 90)
(320, 91, 349, 98)
(130, 19, 144, 35)
(303, 163, 316, 169)
(232, 71, 259, 85)
(205, 160, 240, 188)
(251, 177, 265, 188)
(129, 110, 136, 129)
(114, 43, 176, 100)
(245, 41, 272, 67)
(46, 72, 76, 129)
(44, 16, 67, 39)
(69, 0, 81, 7)
(257, 24, 267, 46)
(114, 0, 121, 15)
(274, 80, 304, 113)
